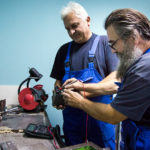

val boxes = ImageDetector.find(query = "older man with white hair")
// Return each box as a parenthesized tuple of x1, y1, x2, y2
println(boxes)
(50, 1, 118, 150)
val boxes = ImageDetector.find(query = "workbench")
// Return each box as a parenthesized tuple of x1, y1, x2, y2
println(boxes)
(0, 106, 59, 150)
(0, 105, 106, 150)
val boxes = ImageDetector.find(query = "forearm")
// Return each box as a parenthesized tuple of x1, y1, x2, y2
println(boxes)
(84, 82, 117, 96)
(79, 98, 126, 124)
(62, 87, 127, 124)
(83, 71, 120, 97)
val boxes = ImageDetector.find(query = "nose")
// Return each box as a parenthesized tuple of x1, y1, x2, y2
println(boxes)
(69, 29, 75, 35)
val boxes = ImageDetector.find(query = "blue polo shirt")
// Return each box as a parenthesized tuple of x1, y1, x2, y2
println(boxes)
(111, 52, 150, 126)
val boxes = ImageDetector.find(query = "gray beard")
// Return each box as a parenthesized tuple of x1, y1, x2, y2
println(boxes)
(116, 46, 142, 80)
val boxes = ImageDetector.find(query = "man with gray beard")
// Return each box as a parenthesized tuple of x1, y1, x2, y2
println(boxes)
(116, 44, 142, 79)
(62, 8, 150, 150)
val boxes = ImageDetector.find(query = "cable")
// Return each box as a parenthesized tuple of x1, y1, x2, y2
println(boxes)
(81, 82, 88, 144)
(48, 124, 59, 149)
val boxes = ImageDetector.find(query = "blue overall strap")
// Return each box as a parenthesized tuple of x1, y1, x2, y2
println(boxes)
(64, 42, 72, 73)
(121, 119, 140, 150)
(121, 119, 150, 150)
(88, 36, 100, 69)
(144, 48, 150, 54)
(115, 82, 122, 91)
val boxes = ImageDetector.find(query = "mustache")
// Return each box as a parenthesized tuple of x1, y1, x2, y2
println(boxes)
(116, 46, 142, 79)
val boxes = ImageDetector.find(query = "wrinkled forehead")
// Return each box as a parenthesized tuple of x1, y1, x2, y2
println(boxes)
(107, 25, 119, 41)
(63, 12, 82, 26)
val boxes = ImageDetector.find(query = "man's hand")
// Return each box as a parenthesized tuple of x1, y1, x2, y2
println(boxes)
(63, 78, 83, 91)
(62, 89, 84, 108)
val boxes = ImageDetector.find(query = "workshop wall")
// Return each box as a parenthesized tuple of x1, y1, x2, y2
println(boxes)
(0, 0, 149, 134)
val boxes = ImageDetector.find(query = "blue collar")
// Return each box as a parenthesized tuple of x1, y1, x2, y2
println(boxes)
(144, 48, 150, 54)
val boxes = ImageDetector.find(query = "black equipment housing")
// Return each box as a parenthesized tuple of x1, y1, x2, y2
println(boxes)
(52, 86, 65, 106)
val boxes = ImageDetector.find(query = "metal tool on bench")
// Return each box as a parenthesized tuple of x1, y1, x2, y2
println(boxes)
(18, 68, 48, 112)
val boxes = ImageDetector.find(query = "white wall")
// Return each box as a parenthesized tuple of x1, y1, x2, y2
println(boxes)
(0, 85, 19, 106)
(0, 0, 150, 132)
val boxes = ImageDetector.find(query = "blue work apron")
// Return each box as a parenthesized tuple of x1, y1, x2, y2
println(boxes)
(62, 36, 115, 150)
(120, 119, 150, 150)
(117, 48, 150, 150)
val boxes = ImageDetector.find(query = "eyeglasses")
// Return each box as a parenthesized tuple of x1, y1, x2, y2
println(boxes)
(108, 39, 119, 50)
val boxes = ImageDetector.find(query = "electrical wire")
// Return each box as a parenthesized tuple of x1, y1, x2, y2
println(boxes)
(48, 124, 59, 149)
(81, 81, 88, 144)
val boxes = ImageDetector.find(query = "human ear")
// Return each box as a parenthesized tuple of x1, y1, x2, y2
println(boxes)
(86, 16, 91, 26)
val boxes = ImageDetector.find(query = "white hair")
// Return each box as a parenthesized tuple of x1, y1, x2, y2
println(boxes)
(60, 1, 88, 21)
